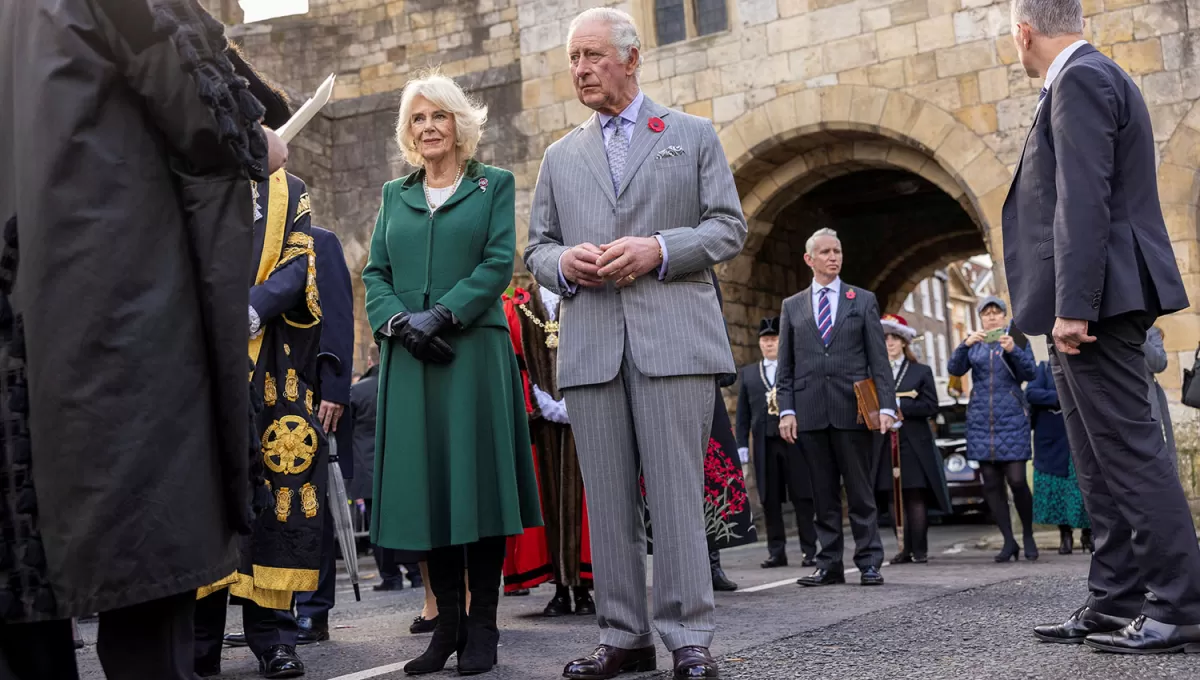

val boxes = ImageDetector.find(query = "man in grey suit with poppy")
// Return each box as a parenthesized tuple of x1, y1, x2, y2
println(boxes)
(523, 8, 745, 680)
(778, 228, 894, 588)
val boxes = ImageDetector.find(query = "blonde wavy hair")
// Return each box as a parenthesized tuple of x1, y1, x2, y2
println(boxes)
(394, 71, 488, 167)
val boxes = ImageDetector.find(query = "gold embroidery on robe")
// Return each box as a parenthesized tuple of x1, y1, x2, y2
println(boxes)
(284, 343, 291, 356)
(264, 373, 278, 407)
(305, 390, 314, 414)
(294, 193, 311, 222)
(284, 368, 299, 402)
(280, 232, 322, 329)
(275, 487, 293, 522)
(300, 483, 319, 518)
(262, 415, 319, 475)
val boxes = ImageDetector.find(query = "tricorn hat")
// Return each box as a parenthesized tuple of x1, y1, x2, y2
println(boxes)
(227, 43, 292, 130)
(880, 314, 917, 341)
(759, 316, 780, 337)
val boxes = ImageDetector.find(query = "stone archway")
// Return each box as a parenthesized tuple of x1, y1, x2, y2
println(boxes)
(713, 85, 1011, 365)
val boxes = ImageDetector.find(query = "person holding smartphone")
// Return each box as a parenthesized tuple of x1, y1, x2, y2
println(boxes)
(948, 296, 1038, 562)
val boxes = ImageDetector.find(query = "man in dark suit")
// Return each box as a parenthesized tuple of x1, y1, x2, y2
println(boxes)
(295, 226, 356, 644)
(1005, 0, 1200, 653)
(778, 228, 895, 587)
(736, 316, 817, 569)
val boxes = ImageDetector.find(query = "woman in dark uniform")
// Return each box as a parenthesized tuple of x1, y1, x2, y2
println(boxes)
(877, 315, 951, 564)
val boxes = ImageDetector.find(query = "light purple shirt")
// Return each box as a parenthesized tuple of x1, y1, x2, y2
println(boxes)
(558, 90, 668, 293)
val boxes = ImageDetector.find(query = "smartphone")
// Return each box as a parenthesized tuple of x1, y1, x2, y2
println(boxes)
(983, 328, 1005, 343)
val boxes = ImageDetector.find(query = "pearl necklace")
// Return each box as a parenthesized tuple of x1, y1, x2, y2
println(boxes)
(423, 163, 465, 212)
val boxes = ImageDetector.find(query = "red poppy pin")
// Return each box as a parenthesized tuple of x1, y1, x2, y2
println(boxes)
(648, 117, 665, 133)
(513, 288, 531, 305)
(478, 177, 488, 192)
(845, 289, 857, 300)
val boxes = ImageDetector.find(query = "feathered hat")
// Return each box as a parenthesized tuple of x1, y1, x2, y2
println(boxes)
(880, 314, 917, 341)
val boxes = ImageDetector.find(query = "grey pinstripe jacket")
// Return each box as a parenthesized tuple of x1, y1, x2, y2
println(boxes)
(523, 96, 747, 389)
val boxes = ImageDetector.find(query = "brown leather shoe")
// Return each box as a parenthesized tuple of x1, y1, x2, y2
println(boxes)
(672, 646, 719, 679)
(562, 645, 656, 679)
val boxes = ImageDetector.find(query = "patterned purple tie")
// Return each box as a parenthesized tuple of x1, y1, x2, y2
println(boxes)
(818, 288, 833, 345)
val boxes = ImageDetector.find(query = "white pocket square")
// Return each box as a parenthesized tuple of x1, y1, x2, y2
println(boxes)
(655, 145, 685, 159)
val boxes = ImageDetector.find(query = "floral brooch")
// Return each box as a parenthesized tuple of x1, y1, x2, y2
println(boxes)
(648, 117, 665, 133)
(845, 289, 857, 300)
(478, 177, 489, 192)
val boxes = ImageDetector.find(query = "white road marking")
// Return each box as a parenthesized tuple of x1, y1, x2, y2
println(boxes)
(737, 563, 892, 593)
(326, 660, 411, 680)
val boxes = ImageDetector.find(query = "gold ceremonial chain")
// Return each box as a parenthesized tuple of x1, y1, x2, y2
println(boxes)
(759, 361, 779, 416)
(517, 302, 560, 349)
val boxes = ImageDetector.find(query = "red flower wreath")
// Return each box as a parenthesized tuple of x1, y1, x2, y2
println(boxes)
(648, 117, 665, 133)
(845, 289, 856, 300)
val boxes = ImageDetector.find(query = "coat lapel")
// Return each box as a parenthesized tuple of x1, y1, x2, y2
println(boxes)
(578, 115, 617, 207)
(828, 285, 855, 345)
(796, 289, 822, 344)
(395, 161, 486, 214)
(617, 97, 670, 199)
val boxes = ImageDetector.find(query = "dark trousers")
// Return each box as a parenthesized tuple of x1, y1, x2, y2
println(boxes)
(0, 591, 200, 680)
(799, 427, 884, 571)
(1050, 312, 1200, 624)
(761, 435, 817, 559)
(194, 588, 299, 665)
(296, 506, 336, 627)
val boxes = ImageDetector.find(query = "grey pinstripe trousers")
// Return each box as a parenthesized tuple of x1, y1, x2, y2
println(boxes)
(563, 344, 716, 651)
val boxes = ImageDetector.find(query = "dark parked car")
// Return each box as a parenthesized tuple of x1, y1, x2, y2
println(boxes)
(934, 400, 987, 517)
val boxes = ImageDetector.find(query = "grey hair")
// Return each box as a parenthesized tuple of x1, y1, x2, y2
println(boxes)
(567, 8, 642, 67)
(394, 71, 488, 167)
(805, 228, 840, 256)
(1011, 0, 1084, 36)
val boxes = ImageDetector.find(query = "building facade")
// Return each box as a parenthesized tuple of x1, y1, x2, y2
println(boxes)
(201, 0, 1200, 411)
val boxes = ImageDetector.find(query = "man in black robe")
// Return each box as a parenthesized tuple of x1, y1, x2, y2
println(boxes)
(0, 0, 286, 678)
(736, 317, 818, 569)
(295, 226, 355, 644)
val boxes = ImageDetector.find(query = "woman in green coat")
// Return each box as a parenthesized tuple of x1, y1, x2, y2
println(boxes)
(362, 73, 541, 676)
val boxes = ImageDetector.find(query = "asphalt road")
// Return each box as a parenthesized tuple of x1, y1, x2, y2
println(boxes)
(75, 521, 1200, 679)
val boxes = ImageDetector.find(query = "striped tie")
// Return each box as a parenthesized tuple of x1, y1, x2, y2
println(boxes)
(817, 288, 833, 345)
(1038, 86, 1048, 103)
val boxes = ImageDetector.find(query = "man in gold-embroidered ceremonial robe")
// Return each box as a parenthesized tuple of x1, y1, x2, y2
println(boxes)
(193, 169, 325, 677)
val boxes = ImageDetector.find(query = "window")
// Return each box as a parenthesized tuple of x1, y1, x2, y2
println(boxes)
(920, 280, 932, 317)
(923, 332, 935, 365)
(937, 334, 948, 378)
(904, 293, 915, 313)
(239, 0, 308, 23)
(933, 280, 945, 321)
(652, 0, 728, 46)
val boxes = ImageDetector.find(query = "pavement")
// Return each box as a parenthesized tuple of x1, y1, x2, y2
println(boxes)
(74, 519, 1200, 680)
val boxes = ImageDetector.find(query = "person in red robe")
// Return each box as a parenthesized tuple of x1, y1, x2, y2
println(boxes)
(502, 286, 595, 617)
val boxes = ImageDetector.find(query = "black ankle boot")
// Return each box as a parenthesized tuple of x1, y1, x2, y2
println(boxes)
(994, 541, 1019, 563)
(405, 550, 465, 675)
(710, 551, 738, 591)
(1024, 532, 1039, 561)
(1058, 526, 1074, 555)
(1081, 528, 1094, 553)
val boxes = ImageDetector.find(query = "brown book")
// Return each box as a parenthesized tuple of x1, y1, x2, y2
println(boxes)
(854, 379, 902, 430)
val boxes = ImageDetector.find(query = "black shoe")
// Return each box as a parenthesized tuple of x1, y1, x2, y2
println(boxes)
(760, 554, 788, 569)
(860, 566, 884, 586)
(1081, 529, 1094, 554)
(573, 588, 596, 616)
(912, 554, 928, 564)
(1058, 526, 1074, 555)
(801, 555, 817, 567)
(797, 568, 845, 587)
(224, 632, 248, 647)
(410, 615, 438, 634)
(994, 542, 1019, 563)
(196, 657, 222, 677)
(1085, 615, 1200, 654)
(544, 588, 573, 617)
(408, 574, 425, 589)
(505, 588, 530, 596)
(710, 552, 738, 592)
(258, 645, 305, 679)
(1024, 534, 1039, 561)
(1033, 606, 1132, 644)
(405, 615, 462, 674)
(374, 578, 405, 592)
(296, 617, 328, 646)
(890, 551, 913, 564)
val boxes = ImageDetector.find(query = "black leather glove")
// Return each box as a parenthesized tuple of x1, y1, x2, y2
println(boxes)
(391, 305, 457, 364)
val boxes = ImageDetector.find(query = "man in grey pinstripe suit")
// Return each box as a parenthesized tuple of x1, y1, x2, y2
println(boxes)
(523, 9, 745, 680)
(778, 229, 895, 588)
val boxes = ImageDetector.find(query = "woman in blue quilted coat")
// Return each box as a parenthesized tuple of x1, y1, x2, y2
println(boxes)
(947, 297, 1038, 562)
